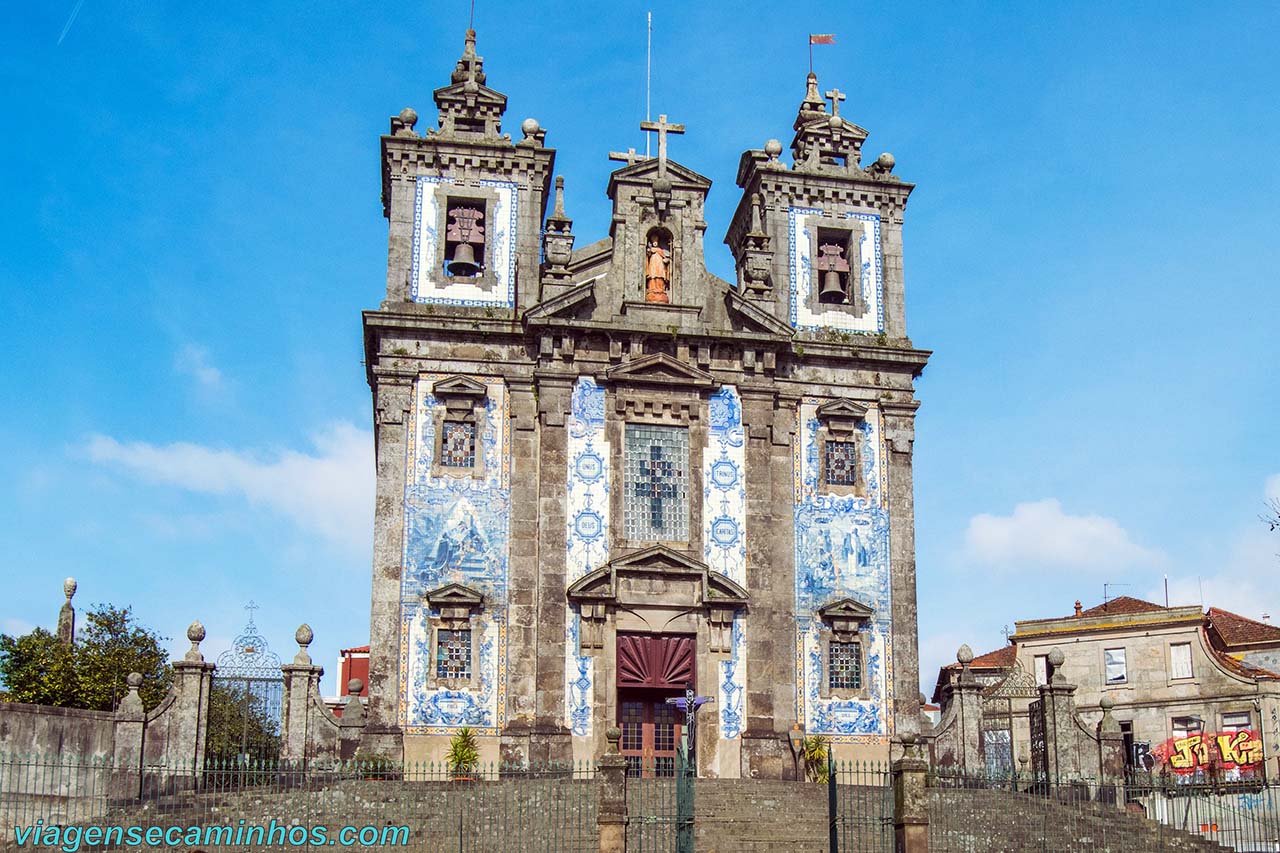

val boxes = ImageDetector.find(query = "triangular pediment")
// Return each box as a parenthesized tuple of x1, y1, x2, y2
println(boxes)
(432, 375, 488, 398)
(816, 398, 869, 421)
(432, 82, 508, 110)
(425, 582, 485, 608)
(818, 596, 875, 621)
(567, 547, 749, 610)
(524, 280, 596, 323)
(604, 353, 716, 389)
(725, 288, 794, 338)
(565, 566, 614, 601)
(706, 572, 750, 605)
(610, 157, 711, 189)
(610, 544, 708, 576)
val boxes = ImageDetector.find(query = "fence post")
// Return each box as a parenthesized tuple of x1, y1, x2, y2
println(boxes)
(280, 624, 325, 763)
(1095, 696, 1125, 807)
(1037, 647, 1080, 787)
(828, 752, 839, 853)
(111, 672, 146, 799)
(597, 726, 627, 853)
(893, 733, 929, 853)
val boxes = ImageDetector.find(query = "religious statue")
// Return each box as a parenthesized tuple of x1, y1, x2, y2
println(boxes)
(645, 236, 670, 303)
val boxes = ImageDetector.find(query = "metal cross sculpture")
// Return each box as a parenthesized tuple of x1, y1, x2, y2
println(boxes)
(636, 445, 677, 532)
(639, 114, 685, 178)
(666, 684, 714, 771)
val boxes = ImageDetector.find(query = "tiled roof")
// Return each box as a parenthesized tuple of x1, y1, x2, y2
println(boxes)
(1075, 596, 1167, 618)
(943, 644, 1016, 671)
(340, 645, 371, 654)
(1207, 608, 1280, 649)
(1205, 636, 1280, 680)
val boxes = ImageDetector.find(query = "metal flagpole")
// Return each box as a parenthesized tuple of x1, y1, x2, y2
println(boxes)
(646, 11, 653, 156)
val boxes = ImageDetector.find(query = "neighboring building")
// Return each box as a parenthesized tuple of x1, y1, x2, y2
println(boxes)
(932, 597, 1280, 781)
(324, 645, 370, 717)
(359, 28, 931, 777)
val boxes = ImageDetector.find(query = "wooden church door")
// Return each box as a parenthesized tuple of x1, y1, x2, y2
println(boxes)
(615, 634, 695, 778)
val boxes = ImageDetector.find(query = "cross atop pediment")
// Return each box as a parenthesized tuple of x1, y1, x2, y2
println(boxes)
(825, 88, 846, 117)
(639, 114, 686, 178)
(608, 147, 653, 166)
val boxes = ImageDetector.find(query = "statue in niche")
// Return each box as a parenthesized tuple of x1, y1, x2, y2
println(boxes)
(645, 233, 671, 303)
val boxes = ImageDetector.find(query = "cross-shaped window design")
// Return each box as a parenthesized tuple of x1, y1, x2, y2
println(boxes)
(624, 424, 689, 542)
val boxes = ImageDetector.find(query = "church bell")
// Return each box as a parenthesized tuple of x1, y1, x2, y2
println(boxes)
(819, 269, 846, 304)
(447, 242, 481, 277)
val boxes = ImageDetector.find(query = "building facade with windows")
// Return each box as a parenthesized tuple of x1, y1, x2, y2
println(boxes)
(932, 597, 1280, 781)
(358, 30, 930, 778)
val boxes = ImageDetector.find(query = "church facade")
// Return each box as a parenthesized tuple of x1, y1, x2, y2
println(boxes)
(360, 30, 930, 778)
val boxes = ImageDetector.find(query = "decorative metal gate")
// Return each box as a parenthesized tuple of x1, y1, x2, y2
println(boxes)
(1028, 698, 1047, 778)
(980, 660, 1039, 775)
(209, 602, 284, 760)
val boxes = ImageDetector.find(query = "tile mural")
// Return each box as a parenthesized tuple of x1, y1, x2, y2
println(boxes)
(788, 207, 884, 334)
(411, 177, 518, 307)
(705, 386, 747, 739)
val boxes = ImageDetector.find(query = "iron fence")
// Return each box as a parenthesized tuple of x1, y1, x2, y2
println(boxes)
(1125, 771, 1280, 851)
(0, 753, 598, 852)
(625, 745, 693, 853)
(829, 758, 893, 853)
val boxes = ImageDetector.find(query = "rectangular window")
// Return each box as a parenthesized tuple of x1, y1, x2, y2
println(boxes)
(1034, 654, 1049, 686)
(1169, 642, 1193, 680)
(435, 629, 472, 680)
(825, 440, 859, 487)
(1172, 716, 1202, 739)
(1104, 648, 1127, 685)
(440, 421, 476, 468)
(623, 424, 690, 542)
(1222, 712, 1252, 732)
(829, 641, 863, 690)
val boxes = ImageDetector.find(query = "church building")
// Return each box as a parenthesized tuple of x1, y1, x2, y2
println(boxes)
(360, 29, 930, 778)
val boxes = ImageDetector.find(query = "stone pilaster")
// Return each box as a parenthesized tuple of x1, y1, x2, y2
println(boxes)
(885, 409, 921, 737)
(502, 380, 540, 763)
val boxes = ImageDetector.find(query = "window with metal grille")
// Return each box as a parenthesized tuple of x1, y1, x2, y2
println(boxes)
(435, 629, 471, 680)
(440, 421, 476, 468)
(829, 641, 863, 690)
(623, 424, 689, 542)
(826, 440, 859, 487)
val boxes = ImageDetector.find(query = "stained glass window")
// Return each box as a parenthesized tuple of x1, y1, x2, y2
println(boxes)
(826, 440, 859, 487)
(441, 421, 476, 468)
(624, 424, 689, 542)
(829, 641, 863, 690)
(436, 629, 472, 680)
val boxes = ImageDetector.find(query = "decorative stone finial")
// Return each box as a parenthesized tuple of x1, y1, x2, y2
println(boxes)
(347, 677, 364, 695)
(521, 117, 540, 138)
(126, 671, 143, 689)
(184, 620, 205, 662)
(293, 624, 314, 665)
(551, 176, 568, 219)
(64, 577, 77, 600)
(763, 139, 783, 165)
(605, 726, 621, 754)
(875, 152, 895, 172)
(57, 578, 78, 646)
(900, 732, 918, 747)
(1100, 695, 1114, 712)
(1047, 647, 1065, 668)
(399, 107, 417, 129)
(957, 644, 974, 665)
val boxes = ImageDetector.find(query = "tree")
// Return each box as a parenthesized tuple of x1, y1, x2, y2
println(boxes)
(0, 604, 171, 711)
(205, 683, 282, 760)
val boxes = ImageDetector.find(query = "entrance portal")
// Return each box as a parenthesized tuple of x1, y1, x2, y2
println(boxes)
(616, 633, 695, 778)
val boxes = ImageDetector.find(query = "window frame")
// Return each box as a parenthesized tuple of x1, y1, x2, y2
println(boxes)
(828, 639, 864, 692)
(621, 422, 691, 545)
(1103, 647, 1128, 686)
(429, 379, 488, 480)
(1033, 654, 1049, 687)
(1168, 641, 1194, 681)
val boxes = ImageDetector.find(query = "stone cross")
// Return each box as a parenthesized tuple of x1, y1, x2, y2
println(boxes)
(639, 114, 685, 178)
(607, 147, 652, 166)
(825, 88, 846, 117)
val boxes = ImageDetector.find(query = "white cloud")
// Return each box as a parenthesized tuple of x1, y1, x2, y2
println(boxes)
(963, 498, 1163, 571)
(173, 344, 225, 390)
(1266, 473, 1280, 504)
(85, 423, 373, 554)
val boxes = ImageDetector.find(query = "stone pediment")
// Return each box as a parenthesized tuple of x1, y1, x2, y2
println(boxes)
(818, 596, 874, 621)
(566, 545, 748, 608)
(725, 288, 794, 337)
(609, 157, 711, 190)
(524, 280, 596, 323)
(425, 582, 485, 609)
(603, 353, 716, 390)
(432, 375, 488, 399)
(815, 398, 869, 421)
(432, 82, 508, 112)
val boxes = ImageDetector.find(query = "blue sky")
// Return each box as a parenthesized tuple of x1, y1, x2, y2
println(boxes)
(2, 2, 1277, 698)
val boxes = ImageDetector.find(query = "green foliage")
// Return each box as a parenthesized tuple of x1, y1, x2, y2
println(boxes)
(447, 726, 480, 776)
(802, 734, 830, 783)
(205, 683, 282, 760)
(0, 605, 171, 711)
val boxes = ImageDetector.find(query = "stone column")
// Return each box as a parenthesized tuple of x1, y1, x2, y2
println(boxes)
(948, 645, 984, 773)
(338, 678, 368, 760)
(884, 409, 922, 738)
(1037, 648, 1080, 786)
(169, 621, 216, 772)
(597, 727, 628, 853)
(56, 577, 77, 645)
(281, 624, 325, 764)
(1096, 696, 1125, 806)
(893, 733, 929, 853)
(111, 672, 146, 798)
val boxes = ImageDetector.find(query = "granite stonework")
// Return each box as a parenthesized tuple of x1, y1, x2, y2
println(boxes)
(362, 29, 931, 774)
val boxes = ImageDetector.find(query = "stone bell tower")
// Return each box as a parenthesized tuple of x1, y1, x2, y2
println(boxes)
(363, 31, 930, 775)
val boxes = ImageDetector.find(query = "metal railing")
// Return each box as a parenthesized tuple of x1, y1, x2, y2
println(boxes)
(829, 759, 893, 853)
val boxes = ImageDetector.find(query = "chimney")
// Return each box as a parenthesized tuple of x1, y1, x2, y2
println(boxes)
(1074, 600, 1082, 618)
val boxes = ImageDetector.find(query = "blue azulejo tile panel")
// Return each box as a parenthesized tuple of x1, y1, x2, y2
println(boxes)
(793, 399, 893, 742)
(399, 376, 510, 735)
(788, 207, 884, 334)
(411, 176, 518, 308)
(564, 377, 608, 736)
(719, 615, 746, 739)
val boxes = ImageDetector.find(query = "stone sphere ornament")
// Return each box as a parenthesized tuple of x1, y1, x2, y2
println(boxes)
(829, 114, 843, 129)
(1100, 696, 1115, 711)
(521, 117, 540, 138)
(764, 138, 783, 158)
(876, 152, 896, 171)
(63, 577, 77, 600)
(398, 107, 418, 130)
(348, 678, 365, 695)
(956, 644, 974, 665)
(296, 624, 314, 648)
(187, 621, 206, 644)
(126, 672, 144, 689)
(1047, 647, 1065, 668)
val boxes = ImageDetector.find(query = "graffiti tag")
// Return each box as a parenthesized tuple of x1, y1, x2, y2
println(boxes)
(1152, 729, 1263, 774)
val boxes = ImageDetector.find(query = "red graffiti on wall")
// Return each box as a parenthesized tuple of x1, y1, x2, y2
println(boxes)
(1151, 730, 1263, 774)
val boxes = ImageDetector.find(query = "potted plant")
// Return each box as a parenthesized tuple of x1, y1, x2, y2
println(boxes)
(447, 726, 480, 781)
(802, 735, 830, 783)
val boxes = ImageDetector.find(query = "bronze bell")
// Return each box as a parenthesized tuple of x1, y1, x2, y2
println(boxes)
(447, 242, 481, 277)
(819, 269, 846, 304)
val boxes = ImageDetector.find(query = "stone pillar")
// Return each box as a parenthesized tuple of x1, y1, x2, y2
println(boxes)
(1037, 647, 1080, 786)
(1096, 696, 1125, 805)
(338, 678, 368, 760)
(170, 621, 216, 771)
(597, 727, 628, 853)
(56, 577, 77, 645)
(112, 672, 146, 798)
(949, 645, 983, 772)
(884, 409, 922, 737)
(281, 624, 325, 763)
(893, 733, 929, 853)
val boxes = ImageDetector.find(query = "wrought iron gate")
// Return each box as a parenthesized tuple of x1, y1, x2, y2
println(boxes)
(209, 602, 284, 760)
